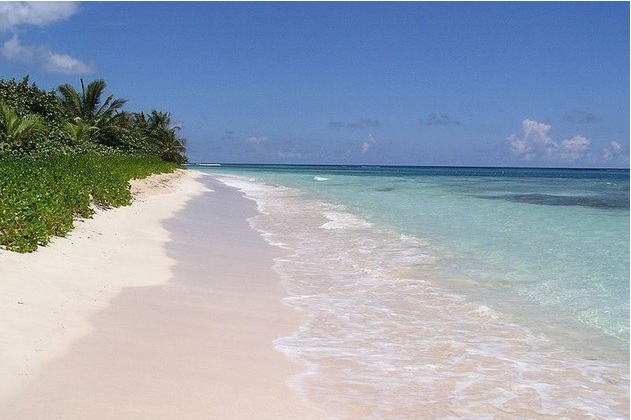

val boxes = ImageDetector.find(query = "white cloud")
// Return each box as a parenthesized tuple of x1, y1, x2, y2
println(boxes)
(0, 3, 94, 74)
(602, 140, 627, 162)
(43, 51, 96, 74)
(245, 136, 268, 145)
(244, 135, 269, 155)
(557, 135, 590, 161)
(2, 34, 36, 62)
(2, 35, 96, 74)
(611, 140, 623, 152)
(506, 119, 553, 160)
(506, 119, 591, 162)
(361, 133, 376, 155)
(0, 2, 78, 32)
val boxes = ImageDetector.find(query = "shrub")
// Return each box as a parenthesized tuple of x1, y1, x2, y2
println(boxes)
(0, 153, 178, 252)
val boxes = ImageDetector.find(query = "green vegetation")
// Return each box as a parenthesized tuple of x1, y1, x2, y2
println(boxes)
(0, 76, 188, 252)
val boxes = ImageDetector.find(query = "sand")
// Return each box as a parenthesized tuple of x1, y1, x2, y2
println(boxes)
(0, 170, 322, 419)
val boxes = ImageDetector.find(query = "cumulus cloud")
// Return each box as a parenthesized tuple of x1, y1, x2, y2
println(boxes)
(0, 1, 78, 32)
(361, 133, 376, 155)
(422, 113, 461, 126)
(557, 135, 590, 161)
(506, 119, 554, 161)
(564, 110, 599, 124)
(506, 119, 591, 162)
(2, 35, 96, 74)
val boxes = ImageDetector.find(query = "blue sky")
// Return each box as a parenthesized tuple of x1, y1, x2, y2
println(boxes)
(1, 1, 628, 167)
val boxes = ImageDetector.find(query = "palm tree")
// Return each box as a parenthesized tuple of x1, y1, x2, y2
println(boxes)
(57, 79, 127, 146)
(147, 110, 171, 131)
(150, 127, 187, 164)
(0, 102, 44, 152)
(65, 118, 98, 145)
(144, 109, 187, 163)
(130, 112, 149, 132)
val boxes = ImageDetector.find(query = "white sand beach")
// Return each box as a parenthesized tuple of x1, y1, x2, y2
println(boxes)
(0, 170, 322, 419)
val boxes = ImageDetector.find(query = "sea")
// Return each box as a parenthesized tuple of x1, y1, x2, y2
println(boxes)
(194, 164, 630, 419)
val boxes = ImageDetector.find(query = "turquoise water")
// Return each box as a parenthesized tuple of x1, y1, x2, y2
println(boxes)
(196, 164, 629, 418)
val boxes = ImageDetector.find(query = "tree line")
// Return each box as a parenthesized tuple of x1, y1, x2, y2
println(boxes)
(0, 76, 187, 164)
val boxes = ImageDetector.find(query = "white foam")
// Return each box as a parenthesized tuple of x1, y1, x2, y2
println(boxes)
(314, 176, 330, 181)
(400, 233, 429, 246)
(320, 211, 374, 230)
(469, 304, 500, 319)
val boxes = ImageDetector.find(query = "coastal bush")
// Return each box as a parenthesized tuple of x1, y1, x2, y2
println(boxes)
(0, 76, 66, 127)
(0, 74, 187, 252)
(0, 154, 178, 252)
(0, 77, 70, 152)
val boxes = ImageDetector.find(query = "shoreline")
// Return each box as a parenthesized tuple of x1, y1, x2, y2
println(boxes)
(0, 170, 322, 419)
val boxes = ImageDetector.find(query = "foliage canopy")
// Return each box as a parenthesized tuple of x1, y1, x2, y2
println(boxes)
(0, 76, 187, 163)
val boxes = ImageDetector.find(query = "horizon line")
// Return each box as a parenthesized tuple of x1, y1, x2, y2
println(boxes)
(187, 162, 630, 171)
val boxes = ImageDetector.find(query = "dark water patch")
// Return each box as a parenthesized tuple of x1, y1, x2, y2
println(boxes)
(478, 193, 630, 210)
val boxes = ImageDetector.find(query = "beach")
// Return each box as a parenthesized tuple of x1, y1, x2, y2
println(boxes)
(1, 165, 628, 419)
(0, 170, 322, 419)
(1, 2, 627, 418)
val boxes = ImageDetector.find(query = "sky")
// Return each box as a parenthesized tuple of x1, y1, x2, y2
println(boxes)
(0, 1, 629, 167)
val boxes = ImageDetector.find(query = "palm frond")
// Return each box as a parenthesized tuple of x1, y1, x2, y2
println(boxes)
(0, 103, 44, 144)
(57, 83, 83, 118)
(95, 95, 127, 119)
(83, 79, 107, 120)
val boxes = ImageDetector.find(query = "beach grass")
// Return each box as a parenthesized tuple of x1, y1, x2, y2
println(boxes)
(0, 154, 178, 252)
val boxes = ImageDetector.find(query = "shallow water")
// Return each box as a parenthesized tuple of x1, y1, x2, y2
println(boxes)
(197, 165, 629, 419)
